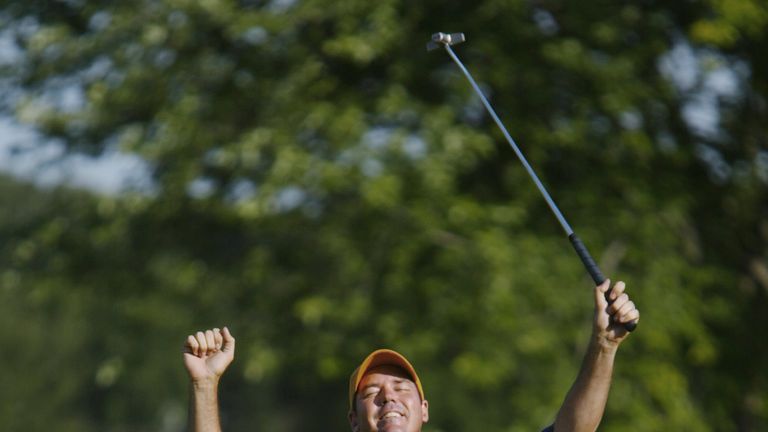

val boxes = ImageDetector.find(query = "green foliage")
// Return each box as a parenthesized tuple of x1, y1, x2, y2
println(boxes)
(1, 0, 767, 431)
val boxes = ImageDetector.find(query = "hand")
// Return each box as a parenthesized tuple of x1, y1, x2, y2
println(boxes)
(183, 327, 236, 384)
(593, 280, 639, 348)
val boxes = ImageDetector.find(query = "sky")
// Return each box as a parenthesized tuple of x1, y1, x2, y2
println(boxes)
(0, 27, 151, 195)
(0, 115, 152, 194)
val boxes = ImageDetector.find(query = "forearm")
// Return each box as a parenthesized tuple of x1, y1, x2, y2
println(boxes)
(553, 338, 617, 432)
(189, 379, 222, 432)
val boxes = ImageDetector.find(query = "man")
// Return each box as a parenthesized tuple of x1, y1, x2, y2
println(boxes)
(346, 348, 428, 432)
(183, 279, 639, 432)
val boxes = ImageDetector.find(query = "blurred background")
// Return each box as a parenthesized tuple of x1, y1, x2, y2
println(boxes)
(1, 0, 766, 431)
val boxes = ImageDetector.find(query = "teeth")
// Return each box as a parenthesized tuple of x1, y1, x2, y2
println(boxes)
(382, 412, 402, 419)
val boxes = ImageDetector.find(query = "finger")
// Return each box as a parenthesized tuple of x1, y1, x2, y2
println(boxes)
(205, 330, 216, 354)
(618, 308, 640, 324)
(222, 326, 236, 353)
(185, 335, 199, 356)
(213, 328, 223, 351)
(607, 281, 626, 302)
(609, 293, 629, 315)
(196, 331, 208, 353)
(595, 279, 611, 310)
(616, 300, 636, 318)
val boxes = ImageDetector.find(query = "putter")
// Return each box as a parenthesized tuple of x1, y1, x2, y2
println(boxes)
(428, 32, 636, 331)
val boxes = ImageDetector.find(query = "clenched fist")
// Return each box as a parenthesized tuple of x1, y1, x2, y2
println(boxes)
(183, 327, 236, 384)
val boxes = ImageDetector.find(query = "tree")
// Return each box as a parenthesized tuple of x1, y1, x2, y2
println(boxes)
(0, 0, 766, 430)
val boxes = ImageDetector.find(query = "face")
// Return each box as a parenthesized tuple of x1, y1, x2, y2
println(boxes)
(348, 365, 429, 432)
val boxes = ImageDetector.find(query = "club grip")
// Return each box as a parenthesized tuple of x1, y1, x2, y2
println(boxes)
(569, 233, 637, 332)
(569, 233, 605, 284)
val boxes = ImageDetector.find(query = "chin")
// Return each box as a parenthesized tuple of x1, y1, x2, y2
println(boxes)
(376, 421, 411, 432)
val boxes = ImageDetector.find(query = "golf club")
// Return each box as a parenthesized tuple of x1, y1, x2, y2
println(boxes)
(428, 32, 637, 332)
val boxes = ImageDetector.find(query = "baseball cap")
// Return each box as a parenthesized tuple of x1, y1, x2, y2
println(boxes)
(348, 349, 425, 410)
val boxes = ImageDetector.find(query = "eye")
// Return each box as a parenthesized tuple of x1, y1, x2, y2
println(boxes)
(362, 388, 379, 398)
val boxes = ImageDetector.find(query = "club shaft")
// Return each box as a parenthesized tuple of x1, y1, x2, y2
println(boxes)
(440, 41, 636, 332)
(444, 45, 573, 236)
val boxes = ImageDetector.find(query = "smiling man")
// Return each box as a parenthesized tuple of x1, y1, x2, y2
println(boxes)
(183, 279, 639, 432)
(347, 350, 429, 432)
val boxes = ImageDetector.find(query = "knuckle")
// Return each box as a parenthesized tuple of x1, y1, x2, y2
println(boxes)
(611, 298, 625, 309)
(625, 312, 637, 320)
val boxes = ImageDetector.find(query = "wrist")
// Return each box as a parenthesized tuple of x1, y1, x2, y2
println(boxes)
(191, 376, 220, 392)
(591, 334, 620, 356)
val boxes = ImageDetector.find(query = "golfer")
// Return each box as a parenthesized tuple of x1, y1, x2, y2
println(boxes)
(183, 279, 639, 432)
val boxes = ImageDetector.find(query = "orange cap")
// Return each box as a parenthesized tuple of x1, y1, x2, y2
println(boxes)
(348, 349, 425, 410)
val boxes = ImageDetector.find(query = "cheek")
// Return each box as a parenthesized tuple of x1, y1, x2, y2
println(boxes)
(359, 403, 378, 423)
(405, 397, 423, 414)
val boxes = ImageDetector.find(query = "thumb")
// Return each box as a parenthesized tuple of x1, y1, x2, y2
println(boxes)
(594, 279, 611, 311)
(221, 326, 236, 353)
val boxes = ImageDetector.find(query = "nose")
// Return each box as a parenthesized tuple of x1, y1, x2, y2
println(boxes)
(376, 384, 396, 405)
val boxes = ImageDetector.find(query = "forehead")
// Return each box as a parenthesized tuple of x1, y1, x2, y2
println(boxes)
(358, 364, 415, 387)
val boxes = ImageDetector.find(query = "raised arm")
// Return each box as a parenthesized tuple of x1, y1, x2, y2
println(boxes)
(552, 280, 639, 432)
(183, 327, 236, 432)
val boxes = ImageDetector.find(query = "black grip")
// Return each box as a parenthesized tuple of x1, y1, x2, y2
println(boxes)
(569, 233, 605, 285)
(622, 321, 638, 332)
(568, 233, 637, 332)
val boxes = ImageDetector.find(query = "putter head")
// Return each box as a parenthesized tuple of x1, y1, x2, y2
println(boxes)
(426, 32, 466, 51)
